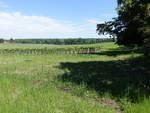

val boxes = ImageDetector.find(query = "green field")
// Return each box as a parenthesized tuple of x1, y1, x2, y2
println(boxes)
(0, 43, 149, 113)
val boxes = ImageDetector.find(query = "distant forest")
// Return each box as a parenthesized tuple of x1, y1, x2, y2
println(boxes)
(9, 38, 114, 45)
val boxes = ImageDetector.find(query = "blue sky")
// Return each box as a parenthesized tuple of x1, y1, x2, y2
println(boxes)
(0, 0, 117, 39)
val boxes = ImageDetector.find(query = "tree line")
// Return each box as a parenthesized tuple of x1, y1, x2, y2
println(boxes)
(10, 38, 114, 45)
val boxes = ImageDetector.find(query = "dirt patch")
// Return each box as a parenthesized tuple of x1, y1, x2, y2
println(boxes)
(99, 98, 122, 113)
(32, 80, 43, 87)
(57, 85, 71, 92)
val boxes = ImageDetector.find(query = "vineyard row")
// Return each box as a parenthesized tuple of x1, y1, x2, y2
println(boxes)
(0, 47, 101, 54)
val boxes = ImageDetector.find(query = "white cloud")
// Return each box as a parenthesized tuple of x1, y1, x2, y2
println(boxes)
(0, 12, 78, 38)
(0, 12, 108, 39)
(0, 1, 10, 8)
(87, 18, 103, 24)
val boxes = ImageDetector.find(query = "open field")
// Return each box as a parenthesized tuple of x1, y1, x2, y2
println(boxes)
(0, 42, 149, 113)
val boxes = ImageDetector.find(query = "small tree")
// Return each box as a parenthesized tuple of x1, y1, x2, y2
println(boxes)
(10, 38, 14, 43)
(0, 39, 4, 43)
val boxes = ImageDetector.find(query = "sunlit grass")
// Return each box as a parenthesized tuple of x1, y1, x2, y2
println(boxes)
(0, 42, 149, 113)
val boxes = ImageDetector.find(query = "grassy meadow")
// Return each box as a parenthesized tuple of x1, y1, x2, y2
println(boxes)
(0, 42, 149, 113)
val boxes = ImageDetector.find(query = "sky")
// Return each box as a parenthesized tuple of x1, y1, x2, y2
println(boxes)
(0, 0, 117, 39)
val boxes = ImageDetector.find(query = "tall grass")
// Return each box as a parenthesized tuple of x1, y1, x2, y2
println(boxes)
(123, 99, 150, 113)
(0, 42, 149, 113)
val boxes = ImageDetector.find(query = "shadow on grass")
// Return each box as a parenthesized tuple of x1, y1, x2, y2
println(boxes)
(93, 50, 132, 56)
(91, 47, 142, 56)
(58, 56, 150, 102)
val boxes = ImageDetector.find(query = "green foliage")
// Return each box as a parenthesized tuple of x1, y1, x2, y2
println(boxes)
(97, 0, 150, 47)
(13, 38, 114, 45)
(123, 99, 150, 113)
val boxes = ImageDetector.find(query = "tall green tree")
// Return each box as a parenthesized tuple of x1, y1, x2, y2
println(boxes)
(97, 0, 150, 47)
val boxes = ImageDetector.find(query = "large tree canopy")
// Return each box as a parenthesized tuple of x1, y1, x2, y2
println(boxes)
(97, 0, 150, 47)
